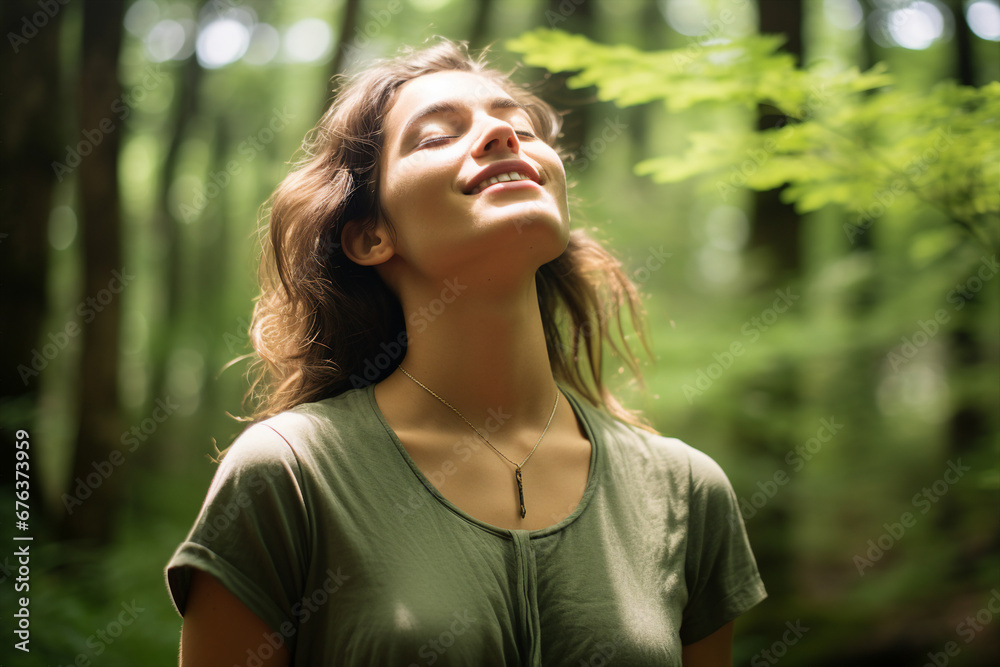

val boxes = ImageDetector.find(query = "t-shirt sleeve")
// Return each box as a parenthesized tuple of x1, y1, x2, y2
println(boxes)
(679, 446, 767, 645)
(164, 422, 311, 637)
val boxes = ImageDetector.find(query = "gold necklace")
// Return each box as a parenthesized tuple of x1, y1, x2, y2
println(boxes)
(397, 366, 559, 519)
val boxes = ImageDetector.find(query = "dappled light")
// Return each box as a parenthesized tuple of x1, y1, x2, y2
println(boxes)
(195, 14, 251, 68)
(967, 0, 1000, 40)
(284, 18, 334, 63)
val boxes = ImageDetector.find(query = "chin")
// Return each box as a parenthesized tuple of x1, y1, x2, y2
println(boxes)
(514, 215, 570, 267)
(501, 204, 565, 236)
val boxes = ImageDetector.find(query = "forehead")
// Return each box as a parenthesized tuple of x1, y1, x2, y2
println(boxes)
(385, 71, 513, 133)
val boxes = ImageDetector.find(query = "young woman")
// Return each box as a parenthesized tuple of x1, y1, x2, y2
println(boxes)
(166, 38, 766, 666)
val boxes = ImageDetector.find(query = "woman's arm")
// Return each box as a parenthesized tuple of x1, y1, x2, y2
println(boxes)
(681, 621, 734, 667)
(179, 569, 290, 667)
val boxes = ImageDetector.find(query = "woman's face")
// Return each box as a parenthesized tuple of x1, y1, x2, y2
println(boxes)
(375, 70, 570, 284)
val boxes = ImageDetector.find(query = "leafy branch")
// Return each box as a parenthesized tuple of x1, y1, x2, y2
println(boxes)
(507, 29, 1000, 252)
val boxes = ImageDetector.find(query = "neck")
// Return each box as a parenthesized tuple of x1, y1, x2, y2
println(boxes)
(384, 271, 560, 433)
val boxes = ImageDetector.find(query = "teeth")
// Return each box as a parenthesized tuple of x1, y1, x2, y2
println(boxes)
(471, 171, 530, 194)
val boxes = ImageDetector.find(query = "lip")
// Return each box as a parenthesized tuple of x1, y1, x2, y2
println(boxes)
(463, 159, 542, 195)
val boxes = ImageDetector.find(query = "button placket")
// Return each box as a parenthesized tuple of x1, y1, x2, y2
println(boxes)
(510, 530, 541, 665)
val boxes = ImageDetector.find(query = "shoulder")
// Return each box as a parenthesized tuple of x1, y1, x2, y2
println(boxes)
(203, 421, 305, 504)
(634, 428, 735, 500)
(212, 387, 378, 497)
(572, 392, 734, 495)
(221, 388, 369, 464)
(570, 392, 716, 468)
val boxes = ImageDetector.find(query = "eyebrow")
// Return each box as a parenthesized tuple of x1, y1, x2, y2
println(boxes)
(399, 97, 528, 143)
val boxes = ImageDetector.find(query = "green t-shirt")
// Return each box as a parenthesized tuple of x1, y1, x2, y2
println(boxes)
(165, 383, 766, 666)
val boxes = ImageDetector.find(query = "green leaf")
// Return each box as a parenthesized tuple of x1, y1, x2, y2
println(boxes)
(508, 28, 1000, 248)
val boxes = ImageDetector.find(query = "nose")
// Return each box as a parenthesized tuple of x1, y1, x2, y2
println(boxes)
(471, 117, 520, 157)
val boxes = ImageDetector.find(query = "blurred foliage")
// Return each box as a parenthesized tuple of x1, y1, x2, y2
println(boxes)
(508, 28, 1000, 252)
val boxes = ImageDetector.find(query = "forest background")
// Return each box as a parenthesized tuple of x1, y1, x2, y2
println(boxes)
(0, 0, 998, 664)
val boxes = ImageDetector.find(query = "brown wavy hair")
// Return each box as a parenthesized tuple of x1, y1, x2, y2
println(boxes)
(244, 38, 655, 431)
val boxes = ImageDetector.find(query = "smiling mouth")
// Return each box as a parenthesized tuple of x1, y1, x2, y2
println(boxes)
(467, 171, 537, 195)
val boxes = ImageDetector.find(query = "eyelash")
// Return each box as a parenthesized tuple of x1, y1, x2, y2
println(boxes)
(417, 130, 536, 148)
(417, 135, 457, 148)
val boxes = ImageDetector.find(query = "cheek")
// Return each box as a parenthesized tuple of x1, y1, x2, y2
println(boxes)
(382, 155, 457, 218)
(546, 156, 570, 209)
(538, 145, 567, 189)
(554, 162, 568, 196)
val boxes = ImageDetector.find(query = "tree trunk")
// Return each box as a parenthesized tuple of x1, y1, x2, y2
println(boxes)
(626, 0, 667, 169)
(938, 0, 996, 626)
(59, 0, 127, 545)
(469, 0, 496, 50)
(198, 114, 235, 417)
(536, 0, 595, 164)
(0, 2, 63, 422)
(734, 0, 806, 626)
(149, 55, 202, 408)
(329, 0, 361, 83)
(750, 0, 804, 279)
(946, 0, 975, 86)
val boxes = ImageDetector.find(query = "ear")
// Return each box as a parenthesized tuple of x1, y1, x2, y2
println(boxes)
(341, 219, 394, 266)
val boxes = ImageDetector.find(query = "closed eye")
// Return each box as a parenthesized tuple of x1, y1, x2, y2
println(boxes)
(416, 135, 458, 148)
(417, 129, 534, 149)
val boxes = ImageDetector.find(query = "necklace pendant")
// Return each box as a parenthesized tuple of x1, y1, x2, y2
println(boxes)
(397, 367, 558, 524)
(515, 467, 525, 519)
